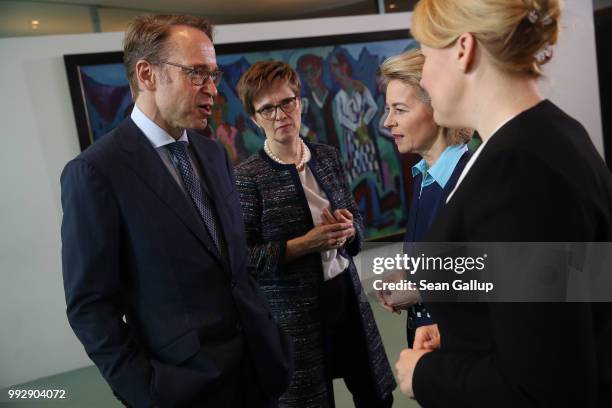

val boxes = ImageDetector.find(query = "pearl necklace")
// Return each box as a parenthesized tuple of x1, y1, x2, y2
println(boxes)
(264, 139, 310, 171)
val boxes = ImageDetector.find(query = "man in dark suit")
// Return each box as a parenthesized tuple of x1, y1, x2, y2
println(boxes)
(61, 14, 292, 407)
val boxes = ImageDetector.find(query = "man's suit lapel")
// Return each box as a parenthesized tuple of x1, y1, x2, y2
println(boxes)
(116, 119, 223, 264)
(189, 134, 235, 275)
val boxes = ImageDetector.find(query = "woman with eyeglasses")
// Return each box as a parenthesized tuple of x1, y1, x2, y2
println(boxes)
(234, 60, 395, 408)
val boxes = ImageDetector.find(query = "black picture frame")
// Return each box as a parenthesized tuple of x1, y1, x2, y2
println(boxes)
(64, 51, 125, 151)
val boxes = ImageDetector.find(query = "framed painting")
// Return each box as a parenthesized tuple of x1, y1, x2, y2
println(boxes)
(64, 51, 132, 151)
(64, 30, 419, 240)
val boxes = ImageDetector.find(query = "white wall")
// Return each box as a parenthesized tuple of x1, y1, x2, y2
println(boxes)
(0, 32, 125, 389)
(541, 1, 604, 154)
(0, 3, 603, 388)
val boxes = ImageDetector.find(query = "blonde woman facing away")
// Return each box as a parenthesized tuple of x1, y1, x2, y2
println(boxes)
(394, 0, 612, 406)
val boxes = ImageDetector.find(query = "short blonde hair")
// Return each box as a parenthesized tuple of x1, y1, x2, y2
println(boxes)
(380, 49, 471, 145)
(380, 48, 429, 103)
(411, 0, 562, 77)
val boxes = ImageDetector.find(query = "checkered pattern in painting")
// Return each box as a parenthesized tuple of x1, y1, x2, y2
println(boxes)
(165, 141, 225, 254)
(343, 133, 380, 185)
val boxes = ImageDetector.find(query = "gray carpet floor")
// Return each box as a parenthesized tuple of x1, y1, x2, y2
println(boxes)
(1, 304, 420, 407)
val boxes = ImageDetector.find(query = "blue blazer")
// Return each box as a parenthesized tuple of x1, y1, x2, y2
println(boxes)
(404, 149, 472, 243)
(402, 149, 472, 336)
(61, 118, 292, 407)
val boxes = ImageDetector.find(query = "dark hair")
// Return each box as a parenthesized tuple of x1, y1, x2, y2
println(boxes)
(236, 60, 301, 117)
(123, 14, 213, 97)
(297, 54, 323, 72)
(332, 51, 352, 76)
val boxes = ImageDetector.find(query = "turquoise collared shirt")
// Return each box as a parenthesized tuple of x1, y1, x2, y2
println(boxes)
(412, 144, 468, 197)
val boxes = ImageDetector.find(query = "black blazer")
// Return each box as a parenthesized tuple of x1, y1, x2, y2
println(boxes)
(413, 100, 612, 407)
(61, 118, 292, 407)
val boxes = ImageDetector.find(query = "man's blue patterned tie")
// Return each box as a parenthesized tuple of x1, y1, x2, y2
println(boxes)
(165, 141, 225, 255)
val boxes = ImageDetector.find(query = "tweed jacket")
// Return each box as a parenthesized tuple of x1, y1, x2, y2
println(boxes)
(235, 141, 395, 407)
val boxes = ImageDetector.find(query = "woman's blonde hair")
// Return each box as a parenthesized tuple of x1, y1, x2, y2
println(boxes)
(411, 0, 562, 77)
(380, 48, 430, 103)
(380, 49, 471, 145)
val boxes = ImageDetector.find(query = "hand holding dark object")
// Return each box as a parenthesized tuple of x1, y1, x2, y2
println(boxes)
(375, 269, 421, 314)
(375, 286, 401, 314)
(413, 324, 440, 350)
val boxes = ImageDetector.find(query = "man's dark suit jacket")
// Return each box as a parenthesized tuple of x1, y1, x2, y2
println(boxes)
(61, 118, 292, 407)
(413, 100, 612, 407)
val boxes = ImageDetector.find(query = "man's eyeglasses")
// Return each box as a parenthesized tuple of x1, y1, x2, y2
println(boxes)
(255, 96, 299, 120)
(161, 61, 223, 86)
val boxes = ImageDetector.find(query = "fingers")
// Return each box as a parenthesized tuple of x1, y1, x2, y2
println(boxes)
(413, 324, 441, 350)
(345, 225, 355, 240)
(317, 225, 349, 250)
(376, 290, 398, 313)
(331, 209, 355, 241)
(399, 348, 411, 359)
(413, 332, 426, 350)
(422, 339, 439, 350)
(320, 222, 353, 237)
(314, 222, 353, 251)
(413, 326, 430, 350)
(325, 230, 352, 242)
(414, 335, 438, 350)
(424, 333, 441, 350)
(334, 208, 353, 222)
(326, 237, 347, 249)
(333, 211, 348, 223)
(321, 208, 337, 225)
(322, 208, 353, 224)
(339, 209, 353, 219)
(326, 235, 350, 249)
(320, 209, 354, 244)
(380, 301, 397, 313)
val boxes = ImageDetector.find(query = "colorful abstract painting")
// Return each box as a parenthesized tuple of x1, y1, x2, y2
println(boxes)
(64, 31, 417, 240)
(213, 31, 417, 240)
(79, 63, 133, 142)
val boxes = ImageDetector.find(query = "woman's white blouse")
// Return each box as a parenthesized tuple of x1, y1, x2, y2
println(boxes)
(299, 149, 349, 281)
